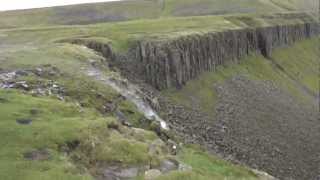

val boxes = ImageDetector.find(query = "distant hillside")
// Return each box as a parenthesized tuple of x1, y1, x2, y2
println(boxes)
(0, 0, 318, 28)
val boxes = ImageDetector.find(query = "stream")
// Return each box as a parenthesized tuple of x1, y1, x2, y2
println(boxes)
(86, 67, 169, 130)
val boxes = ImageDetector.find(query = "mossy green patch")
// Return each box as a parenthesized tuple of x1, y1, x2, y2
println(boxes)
(0, 89, 98, 180)
(155, 146, 257, 180)
(270, 38, 319, 94)
(0, 0, 312, 28)
(0, 89, 163, 179)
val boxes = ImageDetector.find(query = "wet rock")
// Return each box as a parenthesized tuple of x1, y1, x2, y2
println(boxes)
(15, 70, 29, 76)
(16, 118, 33, 125)
(115, 167, 139, 178)
(148, 139, 166, 156)
(15, 81, 30, 90)
(160, 159, 178, 173)
(0, 71, 16, 81)
(31, 88, 47, 96)
(102, 173, 119, 180)
(32, 65, 60, 77)
(252, 169, 278, 180)
(167, 139, 178, 155)
(115, 110, 132, 127)
(178, 163, 192, 172)
(23, 149, 50, 161)
(144, 169, 162, 180)
(103, 167, 139, 179)
(34, 68, 43, 76)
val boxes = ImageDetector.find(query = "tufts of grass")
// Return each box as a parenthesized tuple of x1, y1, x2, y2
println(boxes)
(0, 89, 164, 180)
(0, 0, 312, 28)
(270, 38, 319, 94)
(0, 89, 98, 180)
(155, 146, 257, 180)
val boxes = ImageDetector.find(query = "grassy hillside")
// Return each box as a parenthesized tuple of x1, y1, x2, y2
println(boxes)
(0, 40, 258, 180)
(0, 12, 313, 54)
(0, 2, 318, 179)
(0, 0, 317, 28)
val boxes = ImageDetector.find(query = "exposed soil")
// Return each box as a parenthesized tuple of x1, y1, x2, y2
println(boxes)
(23, 149, 51, 161)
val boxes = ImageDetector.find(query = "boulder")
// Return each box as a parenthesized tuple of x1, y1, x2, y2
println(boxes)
(160, 159, 178, 173)
(144, 169, 162, 180)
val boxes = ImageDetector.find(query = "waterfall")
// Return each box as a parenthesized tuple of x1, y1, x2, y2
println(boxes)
(87, 68, 168, 130)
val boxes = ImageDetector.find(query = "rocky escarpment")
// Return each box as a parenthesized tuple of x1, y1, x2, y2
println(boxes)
(135, 22, 319, 90)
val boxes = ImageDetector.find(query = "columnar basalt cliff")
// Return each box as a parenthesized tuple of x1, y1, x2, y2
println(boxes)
(136, 22, 319, 90)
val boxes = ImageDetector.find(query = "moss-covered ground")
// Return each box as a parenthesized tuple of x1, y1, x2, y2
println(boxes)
(155, 146, 257, 180)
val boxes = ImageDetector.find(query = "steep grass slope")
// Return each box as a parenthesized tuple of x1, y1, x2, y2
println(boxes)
(0, 0, 318, 28)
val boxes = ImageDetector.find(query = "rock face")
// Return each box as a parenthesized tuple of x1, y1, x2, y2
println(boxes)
(136, 22, 319, 90)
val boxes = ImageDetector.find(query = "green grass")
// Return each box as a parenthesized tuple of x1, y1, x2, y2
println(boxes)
(163, 38, 319, 115)
(0, 0, 161, 28)
(0, 0, 314, 28)
(0, 4, 318, 180)
(155, 146, 257, 180)
(270, 38, 319, 94)
(0, 89, 259, 180)
(0, 89, 164, 180)
(0, 89, 97, 180)
(0, 12, 313, 54)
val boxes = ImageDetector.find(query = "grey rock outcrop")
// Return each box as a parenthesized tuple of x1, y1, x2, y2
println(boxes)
(136, 22, 319, 90)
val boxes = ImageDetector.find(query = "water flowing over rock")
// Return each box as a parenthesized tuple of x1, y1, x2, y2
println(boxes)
(86, 68, 168, 130)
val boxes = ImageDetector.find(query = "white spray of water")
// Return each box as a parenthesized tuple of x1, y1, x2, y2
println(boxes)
(87, 68, 168, 130)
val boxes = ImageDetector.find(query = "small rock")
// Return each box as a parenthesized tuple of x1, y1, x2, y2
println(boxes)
(115, 110, 132, 127)
(34, 68, 43, 76)
(160, 159, 178, 173)
(16, 118, 33, 125)
(178, 163, 192, 172)
(167, 139, 178, 155)
(57, 95, 64, 101)
(114, 167, 139, 178)
(15, 70, 29, 76)
(15, 81, 29, 90)
(148, 139, 166, 156)
(144, 169, 162, 180)
(103, 168, 119, 180)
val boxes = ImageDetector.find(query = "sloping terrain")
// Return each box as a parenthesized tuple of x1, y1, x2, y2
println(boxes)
(0, 37, 259, 180)
(162, 38, 319, 180)
(0, 0, 318, 28)
(0, 1, 319, 180)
